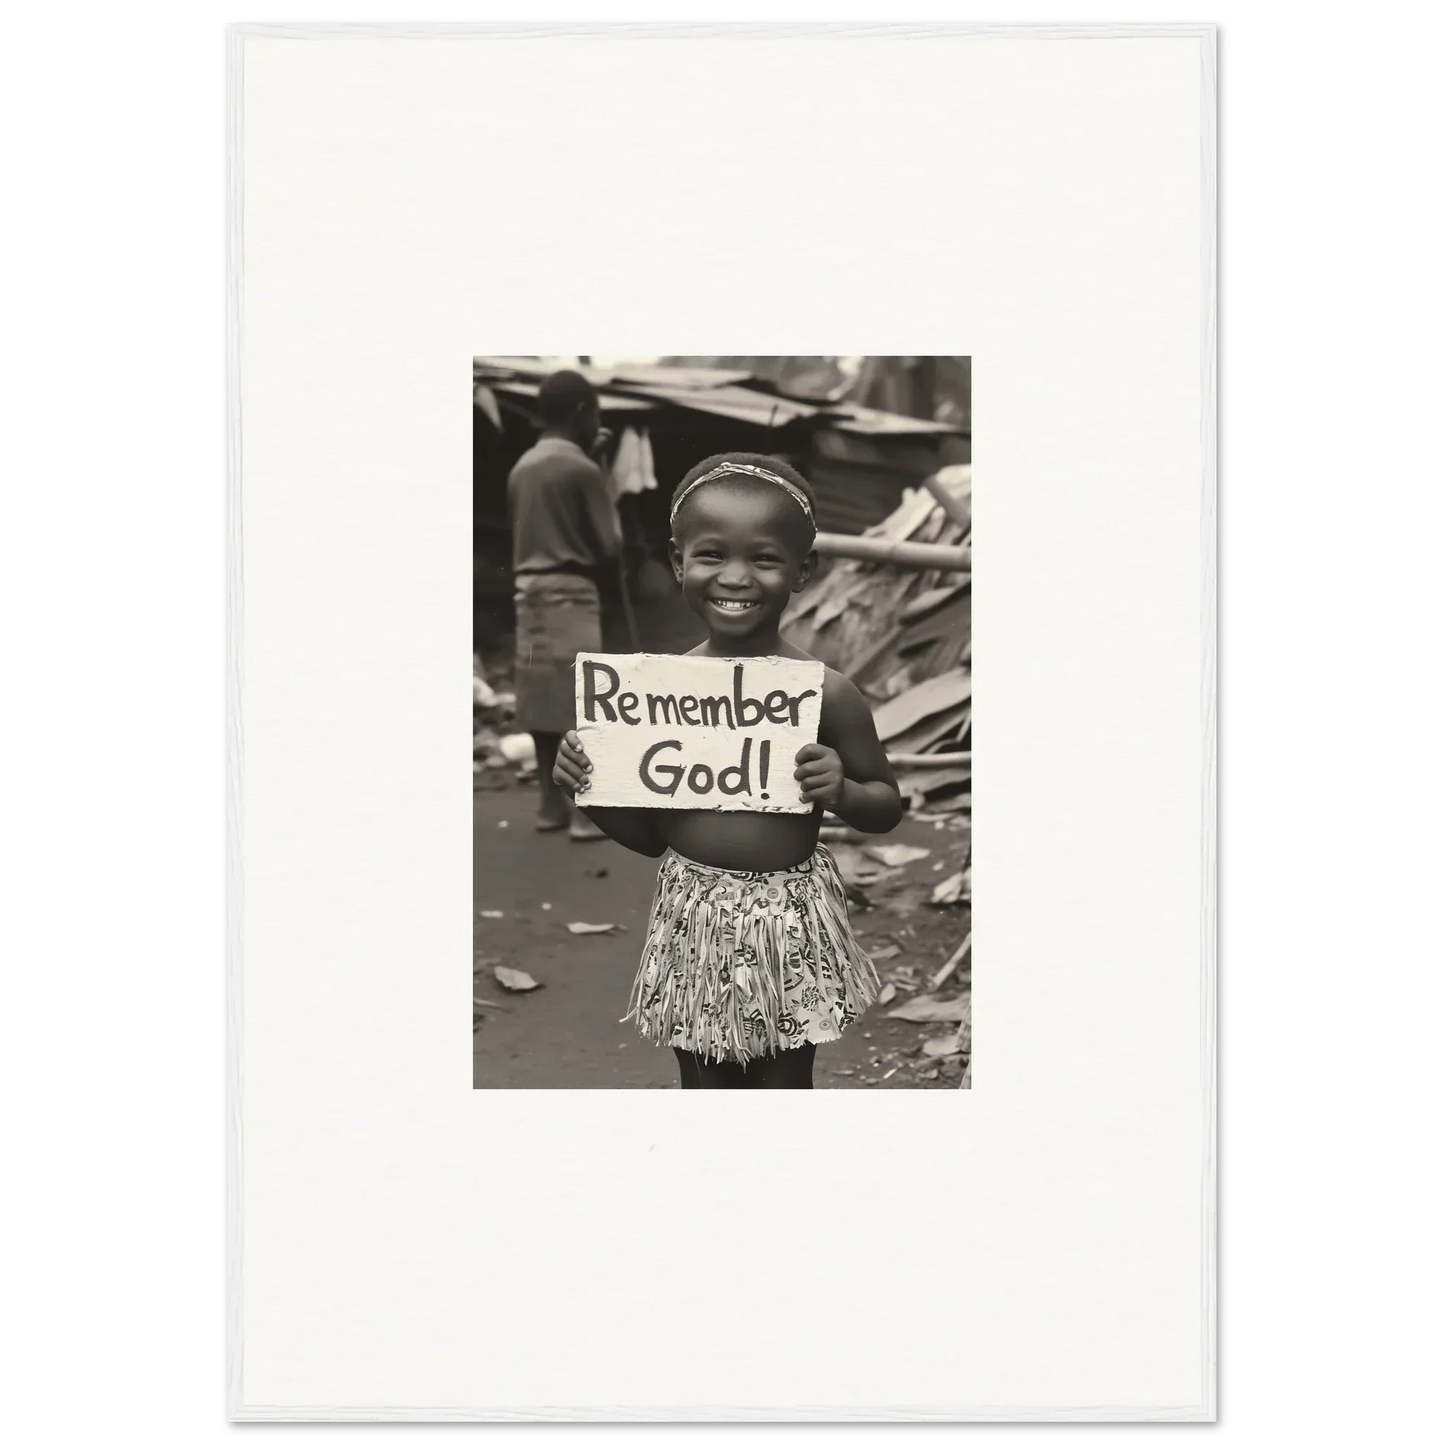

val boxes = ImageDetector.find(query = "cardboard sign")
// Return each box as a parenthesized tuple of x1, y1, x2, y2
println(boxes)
(573, 653, 825, 813)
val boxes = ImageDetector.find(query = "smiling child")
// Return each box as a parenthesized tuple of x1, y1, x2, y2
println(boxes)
(552, 453, 903, 1088)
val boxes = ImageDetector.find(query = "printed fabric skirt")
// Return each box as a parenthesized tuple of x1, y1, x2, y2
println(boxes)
(512, 571, 601, 734)
(625, 847, 879, 1064)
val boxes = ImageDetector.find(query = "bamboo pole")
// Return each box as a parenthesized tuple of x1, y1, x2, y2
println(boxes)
(920, 471, 971, 531)
(812, 533, 971, 571)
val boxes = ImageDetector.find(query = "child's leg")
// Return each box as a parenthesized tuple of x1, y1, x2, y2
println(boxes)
(673, 1048, 701, 1088)
(531, 731, 569, 828)
(673, 1047, 748, 1088)
(743, 1043, 816, 1089)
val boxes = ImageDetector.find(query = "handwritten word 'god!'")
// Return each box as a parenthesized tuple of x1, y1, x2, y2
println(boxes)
(638, 736, 775, 800)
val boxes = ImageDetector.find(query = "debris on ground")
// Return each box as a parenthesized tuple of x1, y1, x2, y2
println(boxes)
(922, 1035, 962, 1058)
(479, 909, 504, 919)
(474, 654, 531, 791)
(886, 993, 970, 1024)
(498, 733, 536, 764)
(473, 996, 494, 1034)
(493, 965, 542, 992)
(929, 870, 969, 906)
(876, 982, 897, 1006)
(865, 843, 931, 867)
(870, 944, 901, 963)
(831, 845, 903, 888)
(567, 921, 624, 935)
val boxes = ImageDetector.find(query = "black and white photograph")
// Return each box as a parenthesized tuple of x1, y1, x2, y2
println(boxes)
(473, 357, 972, 1089)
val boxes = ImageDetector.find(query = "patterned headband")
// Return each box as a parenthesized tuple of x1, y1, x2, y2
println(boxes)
(669, 463, 816, 528)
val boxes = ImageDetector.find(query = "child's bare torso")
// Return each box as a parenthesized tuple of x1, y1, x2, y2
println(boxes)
(656, 804, 821, 872)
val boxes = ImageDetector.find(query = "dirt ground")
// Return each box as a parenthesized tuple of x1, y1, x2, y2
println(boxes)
(472, 777, 971, 1089)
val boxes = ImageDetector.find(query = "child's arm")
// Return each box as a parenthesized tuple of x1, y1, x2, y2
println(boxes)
(795, 671, 903, 835)
(553, 731, 668, 857)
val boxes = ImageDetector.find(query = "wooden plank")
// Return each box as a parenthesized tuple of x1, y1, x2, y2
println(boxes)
(871, 670, 972, 742)
(884, 703, 970, 757)
(901, 581, 969, 621)
(920, 471, 972, 530)
(812, 533, 971, 571)
(894, 765, 972, 795)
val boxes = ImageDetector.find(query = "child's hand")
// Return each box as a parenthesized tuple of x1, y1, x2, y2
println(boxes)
(794, 743, 845, 809)
(554, 731, 594, 798)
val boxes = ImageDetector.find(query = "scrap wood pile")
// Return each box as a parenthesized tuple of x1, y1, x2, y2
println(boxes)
(785, 466, 972, 1087)
(784, 465, 971, 817)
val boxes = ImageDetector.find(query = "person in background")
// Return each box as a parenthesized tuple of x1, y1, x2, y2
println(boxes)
(508, 370, 620, 839)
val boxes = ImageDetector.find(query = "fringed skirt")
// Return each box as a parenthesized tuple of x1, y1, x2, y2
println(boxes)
(625, 847, 879, 1064)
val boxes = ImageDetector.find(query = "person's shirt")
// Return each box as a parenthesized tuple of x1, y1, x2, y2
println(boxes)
(507, 436, 622, 578)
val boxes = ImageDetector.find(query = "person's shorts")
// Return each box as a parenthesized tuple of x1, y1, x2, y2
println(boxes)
(512, 572, 602, 734)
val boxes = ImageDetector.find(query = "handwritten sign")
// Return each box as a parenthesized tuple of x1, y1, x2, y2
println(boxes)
(573, 652, 825, 813)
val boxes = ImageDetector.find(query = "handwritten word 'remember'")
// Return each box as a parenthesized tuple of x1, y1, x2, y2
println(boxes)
(581, 660, 818, 730)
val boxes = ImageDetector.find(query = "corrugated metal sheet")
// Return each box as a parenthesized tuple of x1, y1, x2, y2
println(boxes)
(609, 381, 823, 428)
(660, 356, 854, 402)
(484, 379, 655, 412)
(605, 364, 755, 390)
(474, 358, 753, 392)
(474, 357, 615, 389)
(829, 404, 962, 436)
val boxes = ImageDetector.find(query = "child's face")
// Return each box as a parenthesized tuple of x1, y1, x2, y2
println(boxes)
(669, 486, 815, 643)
